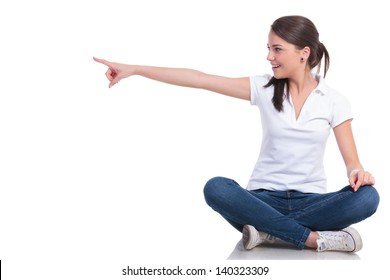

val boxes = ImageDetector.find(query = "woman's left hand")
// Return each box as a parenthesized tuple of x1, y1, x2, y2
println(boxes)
(349, 169, 375, 192)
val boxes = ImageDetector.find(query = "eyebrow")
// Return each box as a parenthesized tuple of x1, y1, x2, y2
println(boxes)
(267, 43, 283, 48)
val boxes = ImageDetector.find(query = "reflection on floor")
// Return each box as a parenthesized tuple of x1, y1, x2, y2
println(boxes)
(227, 239, 360, 260)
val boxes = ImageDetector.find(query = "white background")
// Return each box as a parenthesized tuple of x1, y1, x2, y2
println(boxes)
(0, 0, 389, 279)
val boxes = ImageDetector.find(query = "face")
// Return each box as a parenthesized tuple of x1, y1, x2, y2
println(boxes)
(267, 31, 308, 79)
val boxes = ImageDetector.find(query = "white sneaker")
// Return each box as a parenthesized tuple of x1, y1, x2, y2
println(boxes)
(242, 225, 280, 250)
(316, 227, 363, 252)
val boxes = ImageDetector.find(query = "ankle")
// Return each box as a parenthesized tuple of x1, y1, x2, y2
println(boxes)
(305, 231, 319, 249)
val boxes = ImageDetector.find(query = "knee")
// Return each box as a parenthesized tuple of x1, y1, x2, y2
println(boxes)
(368, 186, 380, 212)
(359, 185, 380, 215)
(203, 176, 238, 205)
(204, 176, 228, 198)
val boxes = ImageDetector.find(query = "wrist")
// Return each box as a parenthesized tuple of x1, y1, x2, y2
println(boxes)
(132, 65, 141, 76)
(348, 169, 360, 178)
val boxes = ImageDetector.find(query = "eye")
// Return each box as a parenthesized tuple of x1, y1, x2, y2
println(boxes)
(274, 47, 282, 52)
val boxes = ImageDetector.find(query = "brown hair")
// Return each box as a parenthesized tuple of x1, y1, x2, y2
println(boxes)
(264, 16, 330, 112)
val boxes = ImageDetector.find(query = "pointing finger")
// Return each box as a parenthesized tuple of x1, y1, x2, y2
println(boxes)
(93, 57, 113, 67)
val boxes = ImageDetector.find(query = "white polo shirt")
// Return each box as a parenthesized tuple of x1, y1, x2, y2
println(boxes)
(247, 74, 353, 193)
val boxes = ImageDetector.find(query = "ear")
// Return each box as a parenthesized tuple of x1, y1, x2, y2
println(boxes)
(301, 46, 311, 60)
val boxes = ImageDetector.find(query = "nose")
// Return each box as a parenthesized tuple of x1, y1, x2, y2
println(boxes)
(267, 51, 274, 61)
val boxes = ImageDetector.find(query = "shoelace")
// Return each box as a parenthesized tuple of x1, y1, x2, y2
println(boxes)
(317, 231, 353, 251)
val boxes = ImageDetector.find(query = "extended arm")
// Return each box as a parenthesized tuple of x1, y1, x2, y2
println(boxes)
(333, 120, 375, 191)
(93, 57, 250, 101)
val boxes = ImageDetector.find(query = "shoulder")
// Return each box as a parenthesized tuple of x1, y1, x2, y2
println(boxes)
(250, 74, 273, 85)
(316, 75, 350, 105)
(316, 76, 353, 127)
(249, 74, 274, 105)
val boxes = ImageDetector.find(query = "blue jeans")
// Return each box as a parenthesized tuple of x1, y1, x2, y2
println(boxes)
(204, 177, 380, 249)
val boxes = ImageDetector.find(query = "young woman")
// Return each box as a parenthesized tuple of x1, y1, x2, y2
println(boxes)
(94, 15, 379, 253)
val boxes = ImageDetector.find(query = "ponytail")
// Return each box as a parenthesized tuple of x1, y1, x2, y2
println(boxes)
(318, 42, 330, 78)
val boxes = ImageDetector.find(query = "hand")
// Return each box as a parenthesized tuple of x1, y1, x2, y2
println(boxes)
(93, 57, 135, 88)
(349, 169, 375, 192)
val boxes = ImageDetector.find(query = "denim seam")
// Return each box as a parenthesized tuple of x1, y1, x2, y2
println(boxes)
(297, 227, 311, 249)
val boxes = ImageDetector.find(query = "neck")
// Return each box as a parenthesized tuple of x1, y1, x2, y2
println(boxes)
(288, 71, 318, 95)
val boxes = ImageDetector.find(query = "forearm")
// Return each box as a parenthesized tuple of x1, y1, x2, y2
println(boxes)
(133, 65, 250, 100)
(343, 149, 364, 178)
(133, 65, 205, 88)
(333, 121, 364, 177)
(343, 146, 364, 178)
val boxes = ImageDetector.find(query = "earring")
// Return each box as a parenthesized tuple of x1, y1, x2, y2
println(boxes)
(301, 57, 304, 62)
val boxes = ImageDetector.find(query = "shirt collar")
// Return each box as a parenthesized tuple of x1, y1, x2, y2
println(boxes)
(313, 74, 330, 96)
(282, 74, 330, 96)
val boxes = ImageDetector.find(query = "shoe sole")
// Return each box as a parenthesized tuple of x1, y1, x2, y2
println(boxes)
(342, 227, 363, 252)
